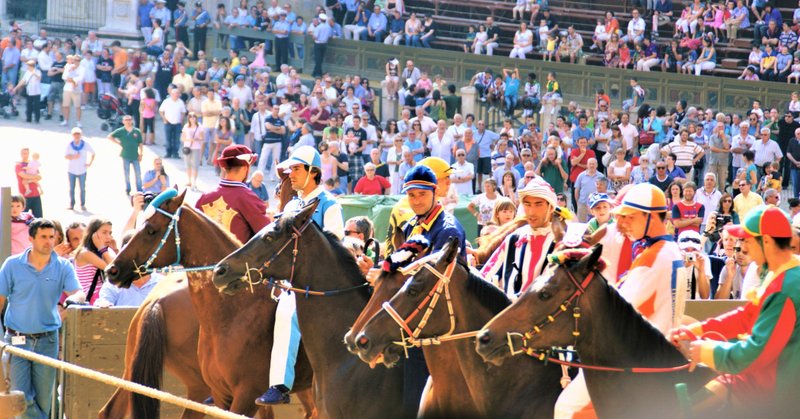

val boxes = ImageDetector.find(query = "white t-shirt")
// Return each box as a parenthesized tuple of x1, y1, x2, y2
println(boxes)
(515, 30, 533, 47)
(65, 139, 95, 175)
(451, 161, 475, 195)
(470, 193, 498, 225)
(618, 123, 639, 152)
(428, 131, 454, 163)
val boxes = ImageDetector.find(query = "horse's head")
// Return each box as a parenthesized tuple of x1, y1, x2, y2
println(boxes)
(476, 244, 604, 366)
(106, 189, 187, 288)
(354, 236, 461, 368)
(213, 200, 319, 295)
(344, 224, 414, 357)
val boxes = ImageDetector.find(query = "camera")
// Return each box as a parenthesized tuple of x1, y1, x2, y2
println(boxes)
(715, 214, 732, 231)
(684, 253, 696, 263)
(143, 191, 157, 206)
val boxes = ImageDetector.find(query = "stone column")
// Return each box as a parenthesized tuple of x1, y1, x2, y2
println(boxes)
(0, 1, 7, 21)
(381, 80, 397, 123)
(99, 0, 140, 39)
(460, 86, 477, 117)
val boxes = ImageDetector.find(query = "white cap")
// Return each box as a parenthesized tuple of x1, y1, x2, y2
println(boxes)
(70, 127, 82, 135)
(319, 13, 328, 21)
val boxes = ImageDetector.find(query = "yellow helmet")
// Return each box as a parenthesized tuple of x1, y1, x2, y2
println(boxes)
(418, 157, 453, 180)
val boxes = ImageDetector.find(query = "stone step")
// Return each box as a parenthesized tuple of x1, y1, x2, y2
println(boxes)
(732, 38, 753, 49)
(721, 58, 742, 69)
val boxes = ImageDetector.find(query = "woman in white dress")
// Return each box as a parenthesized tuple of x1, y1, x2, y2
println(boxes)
(509, 22, 534, 59)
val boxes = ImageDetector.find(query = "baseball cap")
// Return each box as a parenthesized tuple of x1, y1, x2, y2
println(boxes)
(70, 127, 82, 135)
(588, 192, 614, 210)
(725, 205, 792, 239)
(677, 230, 703, 251)
(401, 166, 438, 193)
(277, 146, 321, 173)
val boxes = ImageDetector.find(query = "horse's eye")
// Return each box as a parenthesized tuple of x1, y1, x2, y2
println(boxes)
(406, 287, 419, 297)
(145, 226, 156, 236)
(264, 234, 274, 242)
(539, 291, 552, 301)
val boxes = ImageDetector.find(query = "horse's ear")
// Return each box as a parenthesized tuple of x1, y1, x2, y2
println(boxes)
(582, 244, 604, 272)
(165, 189, 187, 212)
(294, 199, 321, 228)
(438, 236, 460, 265)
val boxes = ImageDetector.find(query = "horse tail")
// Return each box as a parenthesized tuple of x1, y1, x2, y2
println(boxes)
(473, 218, 528, 265)
(131, 302, 166, 419)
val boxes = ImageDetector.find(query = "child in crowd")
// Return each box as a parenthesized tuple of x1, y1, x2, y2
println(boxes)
(586, 192, 614, 234)
(463, 26, 476, 53)
(80, 50, 97, 107)
(759, 161, 782, 193)
(538, 19, 550, 51)
(10, 194, 34, 256)
(545, 32, 557, 61)
(23, 152, 42, 197)
(789, 91, 800, 114)
(788, 58, 800, 84)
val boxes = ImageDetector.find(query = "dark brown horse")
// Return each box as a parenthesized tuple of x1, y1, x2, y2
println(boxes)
(344, 232, 478, 417)
(101, 184, 315, 418)
(212, 201, 408, 419)
(476, 245, 716, 419)
(353, 237, 562, 418)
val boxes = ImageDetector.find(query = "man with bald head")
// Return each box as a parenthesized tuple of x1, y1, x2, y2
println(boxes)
(574, 158, 603, 222)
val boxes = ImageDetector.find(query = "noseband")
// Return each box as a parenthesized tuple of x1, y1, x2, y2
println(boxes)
(380, 253, 479, 354)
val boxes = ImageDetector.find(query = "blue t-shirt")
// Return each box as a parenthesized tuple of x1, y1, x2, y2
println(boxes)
(143, 170, 169, 194)
(0, 249, 80, 333)
(404, 138, 424, 162)
(247, 181, 269, 202)
(504, 77, 520, 99)
(476, 129, 499, 157)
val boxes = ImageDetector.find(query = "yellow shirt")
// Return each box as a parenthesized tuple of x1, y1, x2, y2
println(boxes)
(171, 73, 194, 94)
(546, 38, 557, 52)
(200, 99, 222, 129)
(733, 191, 764, 220)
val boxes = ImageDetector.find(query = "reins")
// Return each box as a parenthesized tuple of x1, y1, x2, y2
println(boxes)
(133, 206, 216, 277)
(239, 215, 370, 297)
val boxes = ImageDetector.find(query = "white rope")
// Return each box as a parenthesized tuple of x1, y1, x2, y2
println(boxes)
(0, 342, 249, 419)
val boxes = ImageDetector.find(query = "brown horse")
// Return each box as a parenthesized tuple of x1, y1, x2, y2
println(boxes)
(476, 245, 716, 419)
(344, 231, 478, 417)
(100, 180, 315, 419)
(212, 201, 408, 419)
(353, 237, 562, 418)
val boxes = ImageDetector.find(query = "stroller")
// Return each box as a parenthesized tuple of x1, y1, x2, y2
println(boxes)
(0, 90, 19, 119)
(97, 94, 125, 131)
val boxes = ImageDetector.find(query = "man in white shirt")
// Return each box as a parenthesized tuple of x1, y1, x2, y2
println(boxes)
(446, 114, 465, 144)
(158, 87, 187, 159)
(60, 54, 84, 127)
(622, 8, 646, 45)
(229, 75, 253, 107)
(451, 148, 475, 195)
(409, 107, 437, 137)
(731, 122, 754, 180)
(360, 111, 379, 156)
(752, 127, 783, 168)
(618, 113, 639, 156)
(428, 120, 454, 164)
(695, 172, 722, 231)
(250, 101, 270, 163)
(274, 64, 290, 98)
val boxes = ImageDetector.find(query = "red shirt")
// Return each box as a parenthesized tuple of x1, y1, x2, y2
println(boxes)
(15, 162, 40, 198)
(354, 175, 391, 195)
(671, 200, 705, 235)
(568, 148, 596, 183)
(195, 179, 271, 243)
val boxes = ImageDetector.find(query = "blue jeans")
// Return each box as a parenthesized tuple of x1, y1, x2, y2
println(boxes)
(504, 95, 518, 117)
(289, 42, 305, 60)
(405, 34, 420, 47)
(420, 35, 434, 48)
(792, 168, 800, 199)
(233, 131, 245, 145)
(123, 159, 142, 194)
(371, 30, 386, 42)
(2, 66, 19, 87)
(164, 122, 182, 156)
(68, 172, 86, 207)
(3, 331, 59, 419)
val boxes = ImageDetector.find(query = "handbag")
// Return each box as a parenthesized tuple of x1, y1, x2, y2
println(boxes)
(638, 131, 655, 146)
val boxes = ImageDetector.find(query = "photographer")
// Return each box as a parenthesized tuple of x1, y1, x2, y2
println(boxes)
(677, 230, 711, 300)
(714, 230, 750, 299)
(704, 207, 736, 253)
(142, 157, 170, 194)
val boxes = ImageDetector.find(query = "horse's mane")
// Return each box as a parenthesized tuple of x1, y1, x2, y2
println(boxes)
(276, 214, 371, 300)
(472, 218, 528, 264)
(598, 276, 688, 366)
(463, 262, 511, 314)
(182, 203, 243, 247)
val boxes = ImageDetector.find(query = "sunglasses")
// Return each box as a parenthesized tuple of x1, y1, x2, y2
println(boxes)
(734, 247, 742, 253)
(344, 230, 359, 236)
(657, 166, 666, 170)
(722, 199, 732, 202)
(680, 237, 702, 244)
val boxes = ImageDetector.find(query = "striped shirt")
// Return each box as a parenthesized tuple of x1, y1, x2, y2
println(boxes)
(661, 140, 702, 167)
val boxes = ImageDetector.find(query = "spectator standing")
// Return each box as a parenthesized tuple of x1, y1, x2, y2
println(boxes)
(672, 181, 705, 236)
(192, 2, 210, 54)
(662, 129, 705, 175)
(778, 112, 800, 188)
(752, 127, 783, 169)
(733, 179, 763, 219)
(261, 105, 286, 174)
(0, 219, 83, 419)
(354, 162, 391, 195)
(273, 12, 291, 68)
(107, 115, 144, 195)
(649, 161, 674, 192)
(311, 14, 332, 78)
(142, 158, 170, 194)
(60, 54, 84, 127)
(201, 89, 222, 162)
(65, 127, 95, 211)
(574, 158, 602, 221)
(1, 31, 21, 87)
(159, 87, 187, 159)
(536, 145, 568, 194)
(707, 122, 730, 188)
(786, 127, 800, 199)
(15, 60, 42, 124)
(14, 148, 43, 218)
(618, 113, 639, 157)
(451, 149, 475, 196)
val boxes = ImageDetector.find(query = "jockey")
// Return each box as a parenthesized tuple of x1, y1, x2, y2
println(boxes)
(555, 183, 684, 419)
(256, 145, 344, 406)
(195, 145, 271, 243)
(384, 156, 453, 256)
(480, 177, 560, 301)
(671, 205, 800, 416)
(397, 165, 466, 415)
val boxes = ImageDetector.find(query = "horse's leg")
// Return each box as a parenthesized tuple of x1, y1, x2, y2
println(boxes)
(294, 388, 318, 419)
(178, 382, 214, 419)
(97, 388, 130, 419)
(417, 378, 438, 418)
(254, 406, 275, 419)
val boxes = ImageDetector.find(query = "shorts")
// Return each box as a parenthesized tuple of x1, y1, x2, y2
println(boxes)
(83, 82, 96, 93)
(62, 90, 81, 108)
(49, 81, 64, 104)
(476, 157, 492, 175)
(142, 117, 155, 133)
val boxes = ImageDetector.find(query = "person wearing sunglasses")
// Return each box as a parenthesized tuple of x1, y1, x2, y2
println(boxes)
(713, 231, 751, 299)
(648, 161, 674, 192)
(733, 178, 763, 219)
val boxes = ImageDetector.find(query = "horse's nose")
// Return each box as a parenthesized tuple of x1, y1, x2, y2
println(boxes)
(344, 331, 359, 354)
(355, 332, 371, 351)
(214, 264, 228, 277)
(106, 265, 119, 280)
(477, 329, 493, 346)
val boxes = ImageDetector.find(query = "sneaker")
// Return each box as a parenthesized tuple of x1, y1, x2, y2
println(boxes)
(59, 120, 67, 126)
(81, 206, 87, 212)
(589, 44, 598, 51)
(80, 105, 86, 110)
(59, 115, 64, 122)
(480, 97, 486, 102)
(44, 114, 52, 120)
(76, 121, 82, 128)
(255, 386, 290, 406)
(203, 396, 214, 405)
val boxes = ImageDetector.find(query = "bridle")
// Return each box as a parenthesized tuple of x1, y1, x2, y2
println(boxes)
(241, 214, 369, 297)
(504, 262, 692, 374)
(133, 206, 216, 277)
(380, 252, 479, 354)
